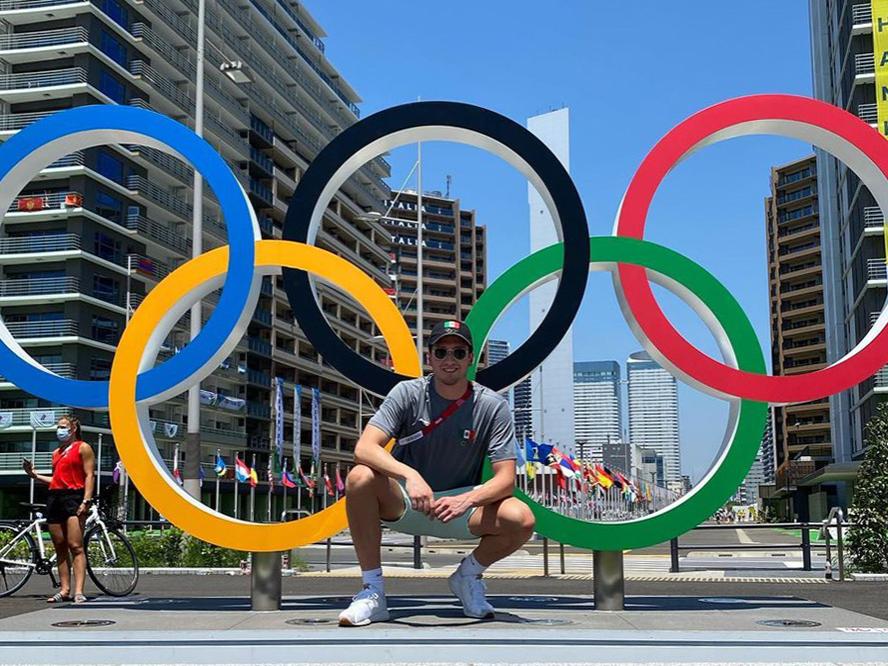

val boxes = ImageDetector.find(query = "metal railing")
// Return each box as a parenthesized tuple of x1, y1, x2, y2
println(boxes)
(5, 319, 78, 338)
(855, 52, 875, 76)
(0, 0, 84, 8)
(7, 191, 83, 213)
(0, 67, 86, 90)
(0, 26, 87, 50)
(864, 206, 884, 227)
(852, 3, 872, 25)
(0, 276, 80, 297)
(0, 233, 80, 254)
(868, 258, 887, 280)
(126, 213, 191, 256)
(858, 102, 878, 124)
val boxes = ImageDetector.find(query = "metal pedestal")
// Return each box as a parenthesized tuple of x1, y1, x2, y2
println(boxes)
(593, 550, 624, 611)
(251, 551, 282, 611)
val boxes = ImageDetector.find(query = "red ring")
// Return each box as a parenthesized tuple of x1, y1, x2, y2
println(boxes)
(615, 94, 888, 403)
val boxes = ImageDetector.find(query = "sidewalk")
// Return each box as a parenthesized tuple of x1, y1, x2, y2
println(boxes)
(0, 592, 886, 664)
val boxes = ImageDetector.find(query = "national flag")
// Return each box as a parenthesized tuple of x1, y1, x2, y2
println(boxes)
(281, 468, 297, 489)
(112, 461, 123, 484)
(249, 467, 258, 488)
(525, 461, 536, 480)
(235, 456, 251, 483)
(555, 465, 567, 490)
(525, 438, 553, 464)
(173, 467, 184, 486)
(199, 464, 205, 488)
(515, 439, 526, 467)
(323, 470, 334, 496)
(214, 454, 227, 477)
(298, 465, 314, 489)
(266, 465, 274, 489)
(335, 465, 345, 494)
(17, 195, 44, 212)
(558, 457, 576, 478)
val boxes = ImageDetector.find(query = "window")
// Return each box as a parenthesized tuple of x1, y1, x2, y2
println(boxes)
(94, 232, 121, 263)
(91, 316, 120, 345)
(97, 150, 123, 184)
(99, 30, 127, 67)
(95, 190, 122, 225)
(90, 358, 112, 381)
(98, 71, 125, 104)
(100, 0, 127, 28)
(93, 275, 119, 304)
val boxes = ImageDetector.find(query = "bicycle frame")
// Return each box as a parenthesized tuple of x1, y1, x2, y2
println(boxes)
(0, 504, 102, 571)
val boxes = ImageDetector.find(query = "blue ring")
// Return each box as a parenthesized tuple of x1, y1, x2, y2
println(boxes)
(0, 106, 256, 408)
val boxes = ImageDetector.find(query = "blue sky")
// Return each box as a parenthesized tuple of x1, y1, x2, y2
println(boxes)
(311, 1, 814, 483)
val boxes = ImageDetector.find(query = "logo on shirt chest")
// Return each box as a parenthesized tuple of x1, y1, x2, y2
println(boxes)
(460, 428, 476, 447)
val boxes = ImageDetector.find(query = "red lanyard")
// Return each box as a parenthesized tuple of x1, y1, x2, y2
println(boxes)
(398, 383, 472, 445)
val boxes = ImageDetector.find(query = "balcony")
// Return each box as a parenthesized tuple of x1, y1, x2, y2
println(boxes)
(0, 362, 74, 383)
(0, 276, 79, 298)
(0, 109, 54, 133)
(859, 102, 878, 125)
(0, 233, 80, 255)
(855, 52, 875, 78)
(867, 258, 887, 281)
(0, 66, 86, 101)
(777, 241, 819, 258)
(247, 336, 271, 356)
(249, 179, 273, 207)
(7, 191, 83, 214)
(127, 175, 190, 220)
(864, 206, 884, 229)
(246, 401, 271, 419)
(0, 0, 84, 11)
(0, 26, 88, 61)
(852, 3, 872, 28)
(6, 319, 78, 338)
(126, 213, 190, 256)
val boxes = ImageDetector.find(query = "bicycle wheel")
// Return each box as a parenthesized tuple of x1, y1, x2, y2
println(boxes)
(85, 526, 138, 597)
(0, 523, 35, 598)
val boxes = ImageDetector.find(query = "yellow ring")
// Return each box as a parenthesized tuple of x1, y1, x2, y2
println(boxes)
(109, 240, 420, 551)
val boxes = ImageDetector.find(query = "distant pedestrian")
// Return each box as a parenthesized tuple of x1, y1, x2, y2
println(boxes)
(22, 415, 95, 604)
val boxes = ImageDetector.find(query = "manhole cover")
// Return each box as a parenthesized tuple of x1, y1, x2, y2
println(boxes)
(757, 619, 821, 628)
(51, 620, 115, 628)
(285, 618, 333, 625)
(700, 597, 744, 604)
(517, 618, 574, 626)
(508, 596, 560, 603)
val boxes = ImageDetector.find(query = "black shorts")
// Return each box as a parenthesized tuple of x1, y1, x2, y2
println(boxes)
(46, 489, 84, 524)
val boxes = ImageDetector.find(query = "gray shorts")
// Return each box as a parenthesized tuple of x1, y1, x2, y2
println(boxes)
(381, 481, 480, 540)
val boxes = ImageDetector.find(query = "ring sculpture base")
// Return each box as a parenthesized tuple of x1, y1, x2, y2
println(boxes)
(251, 551, 282, 611)
(593, 550, 624, 611)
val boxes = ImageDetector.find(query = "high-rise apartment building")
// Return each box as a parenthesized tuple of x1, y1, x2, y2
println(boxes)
(573, 360, 622, 464)
(808, 0, 880, 513)
(765, 155, 833, 504)
(627, 351, 681, 490)
(487, 339, 510, 400)
(513, 377, 532, 441)
(381, 189, 486, 347)
(0, 0, 392, 517)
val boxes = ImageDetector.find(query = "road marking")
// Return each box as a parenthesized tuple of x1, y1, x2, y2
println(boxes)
(737, 529, 754, 544)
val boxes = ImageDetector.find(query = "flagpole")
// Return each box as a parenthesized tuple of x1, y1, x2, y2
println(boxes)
(215, 448, 221, 513)
(267, 462, 273, 523)
(282, 458, 288, 519)
(234, 465, 239, 520)
(96, 433, 103, 500)
(250, 453, 256, 522)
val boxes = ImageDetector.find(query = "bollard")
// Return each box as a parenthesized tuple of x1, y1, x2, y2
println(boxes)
(413, 535, 422, 569)
(669, 537, 680, 573)
(325, 538, 332, 573)
(836, 518, 845, 582)
(543, 537, 549, 577)
(823, 529, 832, 580)
(251, 551, 281, 611)
(801, 527, 812, 571)
(593, 550, 624, 611)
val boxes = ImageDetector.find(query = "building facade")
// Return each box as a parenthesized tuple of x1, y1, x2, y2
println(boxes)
(765, 155, 834, 498)
(487, 339, 510, 401)
(627, 350, 681, 490)
(0, 0, 393, 518)
(513, 376, 532, 442)
(381, 189, 486, 350)
(573, 360, 622, 464)
(528, 108, 574, 453)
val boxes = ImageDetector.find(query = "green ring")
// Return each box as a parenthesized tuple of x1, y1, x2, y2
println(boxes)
(466, 236, 768, 550)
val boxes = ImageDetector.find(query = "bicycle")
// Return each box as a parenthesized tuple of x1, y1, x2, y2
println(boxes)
(0, 497, 139, 598)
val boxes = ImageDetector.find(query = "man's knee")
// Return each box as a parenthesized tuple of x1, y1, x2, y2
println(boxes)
(499, 499, 535, 535)
(346, 464, 381, 493)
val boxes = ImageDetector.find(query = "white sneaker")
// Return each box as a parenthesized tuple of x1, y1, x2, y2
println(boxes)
(338, 585, 390, 627)
(448, 570, 495, 619)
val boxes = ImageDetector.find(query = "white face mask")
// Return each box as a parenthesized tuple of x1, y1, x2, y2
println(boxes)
(56, 427, 71, 442)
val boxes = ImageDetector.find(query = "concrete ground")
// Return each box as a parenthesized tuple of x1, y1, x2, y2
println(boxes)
(1, 575, 887, 664)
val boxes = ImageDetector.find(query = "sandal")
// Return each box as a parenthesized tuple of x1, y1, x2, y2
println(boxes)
(73, 594, 87, 604)
(46, 592, 71, 603)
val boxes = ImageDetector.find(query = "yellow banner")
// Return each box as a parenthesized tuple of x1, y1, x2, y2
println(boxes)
(874, 0, 888, 136)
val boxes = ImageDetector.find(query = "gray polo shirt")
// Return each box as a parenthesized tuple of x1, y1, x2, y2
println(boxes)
(368, 375, 517, 491)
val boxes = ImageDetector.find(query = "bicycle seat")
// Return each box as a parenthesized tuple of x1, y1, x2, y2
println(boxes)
(19, 502, 46, 510)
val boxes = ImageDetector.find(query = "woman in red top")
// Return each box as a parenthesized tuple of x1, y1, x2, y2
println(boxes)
(22, 415, 95, 603)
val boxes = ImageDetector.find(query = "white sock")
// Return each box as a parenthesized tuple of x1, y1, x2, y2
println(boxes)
(458, 553, 487, 577)
(361, 567, 384, 592)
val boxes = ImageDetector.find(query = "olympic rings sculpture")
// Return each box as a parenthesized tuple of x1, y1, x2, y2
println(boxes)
(0, 94, 883, 551)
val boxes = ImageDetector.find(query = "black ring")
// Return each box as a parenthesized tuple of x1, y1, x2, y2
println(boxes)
(283, 101, 589, 395)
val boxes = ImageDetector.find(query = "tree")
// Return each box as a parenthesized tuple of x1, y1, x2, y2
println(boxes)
(846, 402, 888, 573)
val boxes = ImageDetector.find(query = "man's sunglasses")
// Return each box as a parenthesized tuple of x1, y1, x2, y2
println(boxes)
(432, 347, 469, 360)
